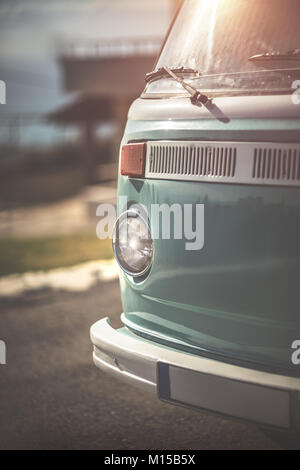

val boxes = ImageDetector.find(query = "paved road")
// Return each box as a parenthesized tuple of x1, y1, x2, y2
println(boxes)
(0, 183, 116, 238)
(0, 280, 279, 450)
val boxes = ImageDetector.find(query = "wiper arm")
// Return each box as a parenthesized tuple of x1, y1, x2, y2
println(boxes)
(249, 51, 300, 69)
(158, 66, 211, 107)
(287, 49, 300, 56)
(145, 66, 199, 83)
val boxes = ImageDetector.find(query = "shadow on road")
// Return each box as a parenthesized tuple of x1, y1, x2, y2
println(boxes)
(0, 281, 279, 450)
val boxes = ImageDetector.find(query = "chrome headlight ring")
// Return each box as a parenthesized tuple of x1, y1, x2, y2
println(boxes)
(112, 209, 153, 278)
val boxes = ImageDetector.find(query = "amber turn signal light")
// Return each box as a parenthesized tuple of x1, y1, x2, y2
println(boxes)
(120, 143, 146, 177)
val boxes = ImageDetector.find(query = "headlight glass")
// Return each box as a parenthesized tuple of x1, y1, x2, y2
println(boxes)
(113, 210, 153, 277)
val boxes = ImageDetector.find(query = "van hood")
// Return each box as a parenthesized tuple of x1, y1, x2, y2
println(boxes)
(128, 94, 300, 122)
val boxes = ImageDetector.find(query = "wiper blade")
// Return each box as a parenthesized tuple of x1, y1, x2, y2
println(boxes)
(145, 66, 229, 122)
(145, 66, 199, 83)
(286, 49, 300, 56)
(159, 66, 211, 107)
(249, 52, 300, 69)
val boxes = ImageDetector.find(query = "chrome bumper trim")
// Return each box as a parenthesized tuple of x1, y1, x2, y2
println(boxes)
(90, 317, 300, 394)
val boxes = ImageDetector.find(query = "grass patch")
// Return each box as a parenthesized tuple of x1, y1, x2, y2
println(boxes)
(0, 233, 113, 277)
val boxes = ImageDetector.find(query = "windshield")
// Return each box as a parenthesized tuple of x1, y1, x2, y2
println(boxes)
(145, 0, 300, 97)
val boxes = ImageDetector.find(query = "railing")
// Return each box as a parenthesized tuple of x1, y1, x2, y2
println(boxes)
(58, 36, 163, 59)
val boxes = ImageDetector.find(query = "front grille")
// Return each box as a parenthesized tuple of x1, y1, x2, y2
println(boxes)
(148, 143, 237, 178)
(145, 141, 300, 187)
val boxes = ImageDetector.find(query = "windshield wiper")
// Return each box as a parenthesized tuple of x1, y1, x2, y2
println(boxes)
(146, 65, 211, 107)
(163, 66, 211, 106)
(249, 50, 300, 70)
(145, 66, 199, 83)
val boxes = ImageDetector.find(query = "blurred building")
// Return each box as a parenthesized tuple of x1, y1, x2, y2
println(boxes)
(0, 1, 178, 206)
(48, 37, 162, 184)
(59, 37, 161, 96)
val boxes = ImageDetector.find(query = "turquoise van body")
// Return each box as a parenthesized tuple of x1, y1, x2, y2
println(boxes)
(118, 96, 300, 377)
(91, 0, 300, 430)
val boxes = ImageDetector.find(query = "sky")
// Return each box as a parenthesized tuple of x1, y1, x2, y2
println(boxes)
(0, 0, 173, 114)
(0, 0, 172, 61)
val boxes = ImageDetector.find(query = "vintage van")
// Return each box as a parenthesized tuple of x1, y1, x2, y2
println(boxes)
(91, 0, 300, 435)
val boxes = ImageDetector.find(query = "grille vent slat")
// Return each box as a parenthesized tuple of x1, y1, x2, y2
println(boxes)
(252, 147, 300, 181)
(145, 141, 300, 187)
(147, 143, 237, 178)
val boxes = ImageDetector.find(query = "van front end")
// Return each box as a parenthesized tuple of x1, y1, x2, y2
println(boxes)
(91, 0, 300, 432)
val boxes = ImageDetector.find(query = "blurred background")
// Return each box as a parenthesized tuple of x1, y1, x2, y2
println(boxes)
(0, 0, 280, 450)
(0, 0, 179, 276)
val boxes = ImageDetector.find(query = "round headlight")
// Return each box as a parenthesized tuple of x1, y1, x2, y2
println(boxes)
(113, 209, 153, 277)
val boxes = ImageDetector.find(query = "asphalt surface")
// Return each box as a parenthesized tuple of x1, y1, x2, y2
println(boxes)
(0, 280, 280, 450)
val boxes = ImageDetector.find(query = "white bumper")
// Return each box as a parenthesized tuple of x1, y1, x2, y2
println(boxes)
(91, 317, 300, 429)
